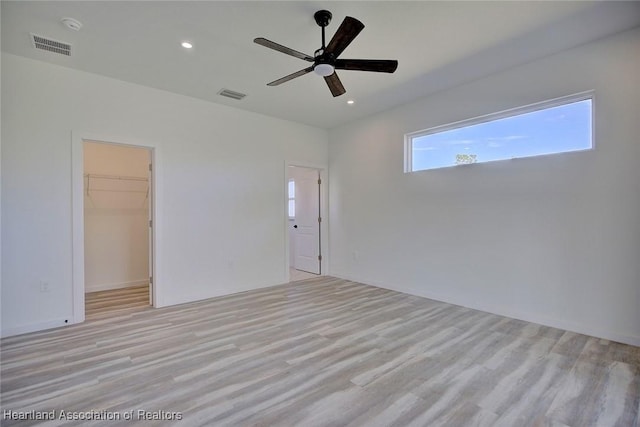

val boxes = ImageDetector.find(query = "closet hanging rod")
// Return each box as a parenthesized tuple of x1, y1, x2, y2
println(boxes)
(84, 173, 148, 182)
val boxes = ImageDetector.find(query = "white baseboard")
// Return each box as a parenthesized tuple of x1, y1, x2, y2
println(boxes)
(332, 272, 640, 347)
(85, 279, 148, 293)
(1, 318, 72, 338)
(160, 279, 288, 308)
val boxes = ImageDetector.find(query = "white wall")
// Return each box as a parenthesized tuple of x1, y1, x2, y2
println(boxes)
(84, 142, 150, 292)
(1, 53, 328, 336)
(329, 28, 640, 346)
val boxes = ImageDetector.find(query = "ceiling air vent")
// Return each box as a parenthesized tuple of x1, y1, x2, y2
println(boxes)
(218, 89, 246, 101)
(31, 33, 71, 56)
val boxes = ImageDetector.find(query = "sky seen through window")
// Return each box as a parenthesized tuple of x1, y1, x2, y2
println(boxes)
(411, 99, 592, 171)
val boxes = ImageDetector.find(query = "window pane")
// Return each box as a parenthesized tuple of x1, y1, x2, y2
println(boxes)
(411, 98, 592, 172)
(288, 180, 295, 198)
(288, 200, 295, 218)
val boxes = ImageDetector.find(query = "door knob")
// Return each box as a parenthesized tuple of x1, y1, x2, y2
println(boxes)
(293, 225, 298, 228)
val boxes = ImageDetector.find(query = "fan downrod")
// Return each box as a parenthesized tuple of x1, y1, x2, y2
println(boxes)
(314, 10, 332, 27)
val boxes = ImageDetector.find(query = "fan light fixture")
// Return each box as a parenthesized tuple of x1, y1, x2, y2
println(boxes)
(314, 63, 335, 77)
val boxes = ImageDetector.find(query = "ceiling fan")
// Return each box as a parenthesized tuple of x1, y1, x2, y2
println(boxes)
(254, 10, 398, 97)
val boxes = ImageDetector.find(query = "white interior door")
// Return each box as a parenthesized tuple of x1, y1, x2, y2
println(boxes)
(293, 168, 320, 274)
(147, 158, 153, 306)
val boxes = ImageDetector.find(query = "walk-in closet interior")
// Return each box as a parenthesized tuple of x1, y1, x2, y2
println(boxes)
(83, 141, 152, 318)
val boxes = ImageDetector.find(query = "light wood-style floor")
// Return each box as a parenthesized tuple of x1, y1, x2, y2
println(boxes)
(1, 277, 639, 426)
(289, 268, 319, 282)
(85, 284, 150, 320)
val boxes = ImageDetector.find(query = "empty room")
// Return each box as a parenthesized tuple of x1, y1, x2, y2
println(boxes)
(1, 1, 639, 426)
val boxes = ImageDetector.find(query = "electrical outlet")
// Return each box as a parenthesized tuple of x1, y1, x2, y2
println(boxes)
(353, 251, 359, 261)
(39, 281, 50, 292)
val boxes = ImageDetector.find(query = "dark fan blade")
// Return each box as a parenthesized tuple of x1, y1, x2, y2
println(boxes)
(335, 59, 398, 73)
(324, 72, 346, 97)
(325, 16, 364, 58)
(267, 66, 314, 86)
(254, 38, 314, 62)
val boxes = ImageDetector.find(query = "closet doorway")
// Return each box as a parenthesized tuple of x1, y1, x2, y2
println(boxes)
(83, 141, 153, 319)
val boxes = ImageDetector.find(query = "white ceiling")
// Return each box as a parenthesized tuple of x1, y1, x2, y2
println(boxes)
(2, 1, 639, 129)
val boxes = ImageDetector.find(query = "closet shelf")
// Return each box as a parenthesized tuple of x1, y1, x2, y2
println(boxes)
(85, 188, 148, 193)
(84, 173, 148, 182)
(84, 173, 149, 196)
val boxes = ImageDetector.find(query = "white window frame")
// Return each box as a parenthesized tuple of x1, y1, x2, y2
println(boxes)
(404, 90, 595, 173)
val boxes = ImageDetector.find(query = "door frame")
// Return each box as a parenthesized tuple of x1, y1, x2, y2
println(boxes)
(284, 161, 329, 281)
(71, 131, 161, 324)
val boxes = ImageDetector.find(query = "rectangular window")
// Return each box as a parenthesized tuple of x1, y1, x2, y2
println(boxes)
(405, 92, 593, 172)
(288, 180, 295, 219)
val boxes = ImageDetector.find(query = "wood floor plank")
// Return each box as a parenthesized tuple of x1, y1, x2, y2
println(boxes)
(1, 277, 639, 426)
(84, 285, 150, 320)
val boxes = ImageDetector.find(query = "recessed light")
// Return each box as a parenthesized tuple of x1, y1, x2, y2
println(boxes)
(181, 41, 193, 49)
(347, 99, 355, 105)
